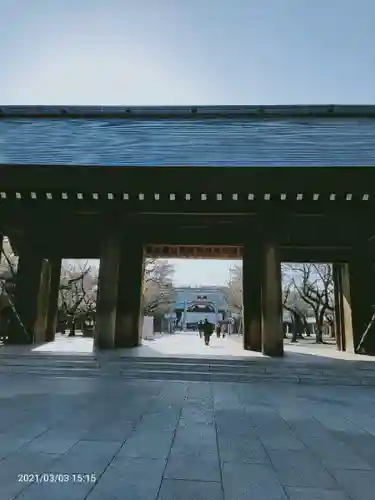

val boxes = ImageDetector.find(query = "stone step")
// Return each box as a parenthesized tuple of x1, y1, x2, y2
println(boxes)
(0, 349, 96, 362)
(0, 361, 374, 386)
(0, 358, 99, 368)
(0, 365, 102, 377)
(0, 358, 367, 380)
(115, 355, 268, 365)
(107, 359, 375, 380)
(0, 352, 375, 385)
(2, 351, 375, 371)
(115, 359, 349, 373)
(118, 369, 375, 386)
(114, 355, 375, 372)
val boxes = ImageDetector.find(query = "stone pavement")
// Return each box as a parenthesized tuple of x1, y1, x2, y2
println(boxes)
(1, 372, 375, 499)
(3, 330, 375, 364)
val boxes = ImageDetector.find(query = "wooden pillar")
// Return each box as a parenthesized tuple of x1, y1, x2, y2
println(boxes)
(45, 258, 62, 342)
(261, 241, 284, 357)
(333, 264, 344, 351)
(349, 255, 374, 353)
(243, 242, 262, 352)
(0, 232, 3, 263)
(334, 254, 374, 353)
(94, 230, 120, 350)
(12, 250, 51, 344)
(335, 263, 355, 353)
(115, 240, 144, 348)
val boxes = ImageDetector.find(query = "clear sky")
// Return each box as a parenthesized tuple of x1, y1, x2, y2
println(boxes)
(167, 259, 241, 286)
(2, 0, 374, 284)
(1, 0, 374, 105)
(80, 259, 239, 286)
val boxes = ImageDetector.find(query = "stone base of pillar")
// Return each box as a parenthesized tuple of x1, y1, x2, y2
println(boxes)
(262, 342, 284, 357)
(244, 326, 262, 352)
(95, 335, 116, 351)
(115, 330, 140, 349)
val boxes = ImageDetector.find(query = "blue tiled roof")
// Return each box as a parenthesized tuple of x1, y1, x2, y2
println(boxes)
(1, 106, 375, 166)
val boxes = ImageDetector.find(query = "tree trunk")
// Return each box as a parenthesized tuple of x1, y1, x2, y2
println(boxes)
(291, 315, 298, 343)
(291, 325, 298, 342)
(304, 319, 311, 336)
(68, 318, 76, 336)
(284, 322, 290, 339)
(290, 311, 307, 342)
(315, 326, 323, 343)
(311, 306, 326, 344)
(301, 316, 309, 337)
(315, 311, 325, 343)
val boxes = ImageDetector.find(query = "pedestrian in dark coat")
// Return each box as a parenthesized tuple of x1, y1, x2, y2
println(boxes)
(203, 319, 214, 345)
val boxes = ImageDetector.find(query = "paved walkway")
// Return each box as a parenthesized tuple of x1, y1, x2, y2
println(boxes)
(2, 331, 375, 366)
(1, 370, 375, 499)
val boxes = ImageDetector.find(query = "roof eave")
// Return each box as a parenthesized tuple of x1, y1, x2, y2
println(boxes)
(1, 104, 375, 119)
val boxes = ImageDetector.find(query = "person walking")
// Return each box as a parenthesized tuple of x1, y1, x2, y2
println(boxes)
(203, 318, 214, 346)
(222, 324, 226, 338)
(215, 323, 221, 339)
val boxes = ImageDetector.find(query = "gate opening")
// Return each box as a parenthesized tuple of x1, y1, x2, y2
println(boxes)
(142, 244, 243, 355)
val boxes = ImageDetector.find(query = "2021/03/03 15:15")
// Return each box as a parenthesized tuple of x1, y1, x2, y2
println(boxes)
(17, 473, 97, 484)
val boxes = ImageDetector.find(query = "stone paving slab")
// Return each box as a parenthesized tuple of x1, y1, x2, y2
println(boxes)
(285, 487, 350, 500)
(158, 479, 223, 500)
(0, 374, 375, 499)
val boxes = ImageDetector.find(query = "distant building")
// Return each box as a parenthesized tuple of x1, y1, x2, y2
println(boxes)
(172, 286, 229, 330)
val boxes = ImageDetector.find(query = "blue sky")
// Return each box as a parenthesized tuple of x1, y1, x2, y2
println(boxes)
(2, 0, 374, 105)
(2, 0, 374, 284)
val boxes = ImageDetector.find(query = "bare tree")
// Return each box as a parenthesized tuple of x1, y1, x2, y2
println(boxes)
(0, 236, 18, 281)
(286, 263, 334, 343)
(282, 265, 311, 342)
(324, 309, 336, 338)
(225, 264, 243, 313)
(59, 261, 98, 336)
(0, 238, 25, 341)
(143, 259, 176, 316)
(223, 264, 243, 334)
